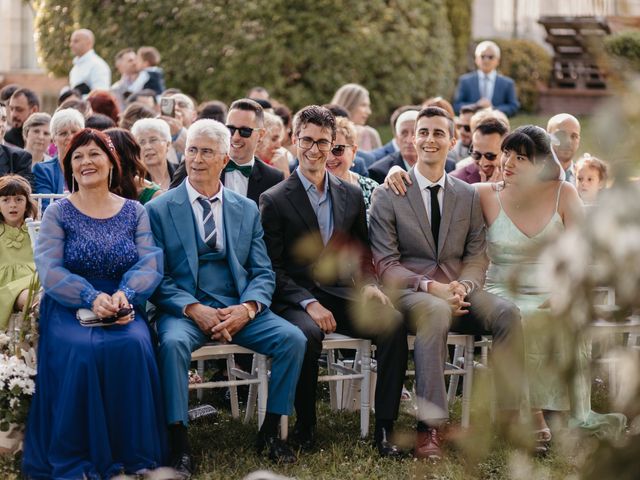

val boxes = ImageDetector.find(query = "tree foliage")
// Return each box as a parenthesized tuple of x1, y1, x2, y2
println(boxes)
(604, 30, 640, 72)
(35, 0, 455, 122)
(444, 0, 472, 76)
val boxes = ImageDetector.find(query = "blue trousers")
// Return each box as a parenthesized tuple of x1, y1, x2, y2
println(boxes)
(157, 309, 306, 425)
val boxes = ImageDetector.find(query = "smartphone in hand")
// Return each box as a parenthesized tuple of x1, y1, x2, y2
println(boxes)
(160, 97, 175, 117)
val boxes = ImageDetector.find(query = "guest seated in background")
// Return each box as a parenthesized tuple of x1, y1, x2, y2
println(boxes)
(476, 126, 625, 449)
(5, 88, 40, 148)
(369, 107, 524, 460)
(85, 113, 116, 131)
(33, 108, 85, 207)
(451, 106, 477, 163)
(0, 175, 37, 329)
(22, 113, 52, 167)
(146, 120, 305, 473)
(131, 118, 176, 190)
(118, 101, 155, 130)
(105, 127, 163, 204)
(0, 103, 33, 185)
(259, 105, 408, 458)
(451, 117, 509, 184)
(197, 100, 228, 123)
(369, 105, 419, 163)
(546, 113, 581, 185)
(325, 116, 379, 220)
(453, 108, 510, 172)
(575, 154, 608, 206)
(23, 128, 167, 479)
(255, 111, 291, 178)
(87, 90, 120, 125)
(322, 104, 371, 176)
(453, 40, 519, 117)
(331, 83, 382, 151)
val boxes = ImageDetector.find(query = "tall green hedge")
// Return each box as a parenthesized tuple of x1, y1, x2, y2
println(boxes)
(445, 0, 472, 76)
(35, 0, 455, 123)
(604, 30, 640, 72)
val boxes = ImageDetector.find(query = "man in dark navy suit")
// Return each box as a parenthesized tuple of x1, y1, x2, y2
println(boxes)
(0, 102, 33, 185)
(170, 98, 284, 203)
(453, 41, 520, 117)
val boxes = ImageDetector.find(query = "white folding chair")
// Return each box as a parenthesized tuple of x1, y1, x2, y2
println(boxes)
(25, 218, 41, 251)
(30, 193, 68, 219)
(190, 344, 269, 426)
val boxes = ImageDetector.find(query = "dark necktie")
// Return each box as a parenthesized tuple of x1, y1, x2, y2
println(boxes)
(224, 161, 252, 178)
(427, 185, 441, 251)
(197, 197, 218, 250)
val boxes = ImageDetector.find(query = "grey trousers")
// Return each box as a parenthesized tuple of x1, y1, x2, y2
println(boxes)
(398, 288, 524, 424)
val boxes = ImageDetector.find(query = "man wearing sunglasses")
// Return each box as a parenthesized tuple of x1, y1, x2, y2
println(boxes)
(451, 117, 509, 184)
(450, 105, 477, 164)
(453, 40, 520, 117)
(260, 105, 408, 458)
(170, 98, 284, 203)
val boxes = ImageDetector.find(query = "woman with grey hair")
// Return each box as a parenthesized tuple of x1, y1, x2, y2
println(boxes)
(331, 83, 382, 151)
(23, 112, 52, 166)
(131, 118, 176, 190)
(33, 108, 85, 202)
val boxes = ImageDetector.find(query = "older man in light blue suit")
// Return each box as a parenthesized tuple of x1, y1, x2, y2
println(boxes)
(146, 119, 305, 475)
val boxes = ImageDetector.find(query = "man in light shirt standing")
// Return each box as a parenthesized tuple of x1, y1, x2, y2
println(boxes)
(68, 29, 111, 94)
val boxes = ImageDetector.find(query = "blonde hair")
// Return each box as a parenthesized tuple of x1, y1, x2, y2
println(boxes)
(576, 154, 608, 182)
(335, 117, 357, 146)
(331, 83, 369, 116)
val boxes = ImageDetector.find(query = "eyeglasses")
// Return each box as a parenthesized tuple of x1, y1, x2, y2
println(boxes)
(331, 144, 354, 156)
(470, 150, 498, 161)
(185, 146, 225, 160)
(297, 136, 332, 152)
(480, 54, 495, 60)
(457, 124, 471, 133)
(226, 125, 255, 138)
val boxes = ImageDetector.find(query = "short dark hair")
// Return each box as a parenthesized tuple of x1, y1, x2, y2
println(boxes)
(85, 113, 116, 131)
(197, 100, 228, 123)
(460, 105, 480, 115)
(501, 125, 558, 181)
(63, 129, 123, 193)
(292, 105, 336, 140)
(416, 106, 455, 137)
(322, 104, 350, 119)
(0, 84, 20, 103)
(11, 88, 40, 110)
(58, 87, 83, 105)
(474, 118, 509, 137)
(119, 102, 155, 130)
(127, 89, 158, 105)
(58, 98, 91, 117)
(229, 98, 264, 126)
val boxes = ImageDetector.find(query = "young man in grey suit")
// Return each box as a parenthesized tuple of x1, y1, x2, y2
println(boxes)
(369, 106, 524, 460)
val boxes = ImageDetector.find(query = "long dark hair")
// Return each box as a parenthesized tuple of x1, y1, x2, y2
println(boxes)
(104, 128, 148, 200)
(501, 125, 560, 181)
(62, 128, 123, 193)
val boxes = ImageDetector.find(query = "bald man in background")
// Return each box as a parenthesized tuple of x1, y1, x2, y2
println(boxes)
(69, 29, 111, 94)
(547, 114, 581, 184)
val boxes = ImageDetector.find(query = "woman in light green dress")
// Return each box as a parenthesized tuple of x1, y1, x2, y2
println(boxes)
(0, 175, 38, 329)
(477, 126, 625, 445)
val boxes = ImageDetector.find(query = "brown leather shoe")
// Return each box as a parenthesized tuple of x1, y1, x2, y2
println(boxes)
(414, 428, 443, 460)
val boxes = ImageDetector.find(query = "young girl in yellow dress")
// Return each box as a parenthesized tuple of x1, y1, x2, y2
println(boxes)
(0, 175, 38, 329)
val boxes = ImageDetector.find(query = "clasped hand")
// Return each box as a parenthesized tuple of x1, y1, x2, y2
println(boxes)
(429, 281, 470, 317)
(187, 303, 252, 342)
(91, 291, 134, 325)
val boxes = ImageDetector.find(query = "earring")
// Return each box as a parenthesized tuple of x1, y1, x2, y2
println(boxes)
(108, 168, 113, 188)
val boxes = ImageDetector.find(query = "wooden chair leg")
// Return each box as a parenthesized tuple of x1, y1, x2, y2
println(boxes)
(461, 336, 474, 428)
(360, 340, 371, 438)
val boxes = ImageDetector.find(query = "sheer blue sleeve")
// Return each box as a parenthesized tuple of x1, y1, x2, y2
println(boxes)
(35, 202, 101, 308)
(117, 203, 163, 305)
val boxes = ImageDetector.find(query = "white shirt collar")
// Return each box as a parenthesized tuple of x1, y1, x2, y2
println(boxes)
(186, 178, 224, 205)
(230, 156, 255, 168)
(477, 69, 497, 81)
(414, 167, 446, 192)
(73, 49, 96, 65)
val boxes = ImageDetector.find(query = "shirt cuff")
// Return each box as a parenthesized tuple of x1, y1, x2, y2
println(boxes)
(300, 298, 317, 310)
(419, 278, 432, 293)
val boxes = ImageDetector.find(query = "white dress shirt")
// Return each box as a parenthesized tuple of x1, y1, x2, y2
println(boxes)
(477, 69, 497, 102)
(186, 179, 224, 251)
(224, 158, 254, 197)
(69, 49, 112, 91)
(414, 168, 445, 224)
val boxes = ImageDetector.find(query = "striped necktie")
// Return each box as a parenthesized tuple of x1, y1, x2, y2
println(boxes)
(197, 197, 218, 250)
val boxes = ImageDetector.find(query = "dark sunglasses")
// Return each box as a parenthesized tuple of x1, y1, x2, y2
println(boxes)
(470, 150, 498, 161)
(331, 144, 353, 156)
(226, 125, 254, 138)
(457, 124, 471, 132)
(480, 54, 495, 60)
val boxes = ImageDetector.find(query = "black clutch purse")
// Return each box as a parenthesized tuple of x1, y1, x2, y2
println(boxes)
(76, 307, 134, 327)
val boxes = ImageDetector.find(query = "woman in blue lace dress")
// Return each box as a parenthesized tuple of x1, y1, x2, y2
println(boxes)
(23, 128, 167, 479)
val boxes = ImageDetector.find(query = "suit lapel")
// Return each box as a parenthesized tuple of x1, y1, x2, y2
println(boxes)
(328, 174, 346, 239)
(406, 169, 437, 254)
(246, 156, 262, 202)
(472, 71, 481, 100)
(438, 175, 457, 253)
(491, 75, 503, 104)
(169, 183, 198, 281)
(286, 171, 320, 232)
(222, 189, 243, 252)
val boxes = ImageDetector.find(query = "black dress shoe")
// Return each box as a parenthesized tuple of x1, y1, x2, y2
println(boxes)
(289, 423, 316, 452)
(374, 427, 403, 458)
(171, 453, 194, 479)
(256, 432, 297, 464)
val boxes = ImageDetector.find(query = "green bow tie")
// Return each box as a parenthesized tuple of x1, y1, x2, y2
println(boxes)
(224, 161, 252, 178)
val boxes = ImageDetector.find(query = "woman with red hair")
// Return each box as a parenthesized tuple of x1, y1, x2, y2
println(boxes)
(87, 90, 120, 124)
